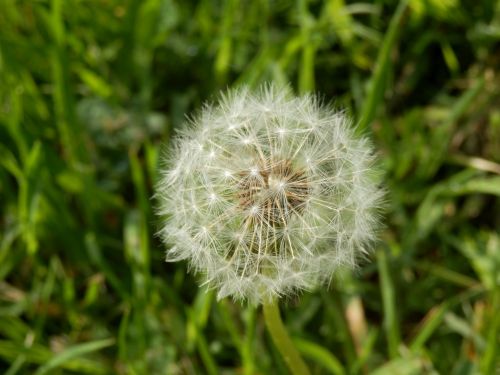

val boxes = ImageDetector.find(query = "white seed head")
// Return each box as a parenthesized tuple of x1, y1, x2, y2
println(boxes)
(156, 84, 383, 304)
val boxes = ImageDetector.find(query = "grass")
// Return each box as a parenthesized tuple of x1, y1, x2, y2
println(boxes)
(1, 0, 499, 374)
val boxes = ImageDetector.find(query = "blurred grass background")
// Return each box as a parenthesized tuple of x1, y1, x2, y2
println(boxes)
(1, 0, 500, 374)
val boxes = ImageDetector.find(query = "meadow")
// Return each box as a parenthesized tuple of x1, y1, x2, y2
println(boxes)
(0, 0, 499, 374)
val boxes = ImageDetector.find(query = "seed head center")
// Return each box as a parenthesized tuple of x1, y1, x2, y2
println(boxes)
(238, 159, 309, 225)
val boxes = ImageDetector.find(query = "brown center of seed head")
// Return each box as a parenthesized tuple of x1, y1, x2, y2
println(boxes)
(237, 158, 309, 226)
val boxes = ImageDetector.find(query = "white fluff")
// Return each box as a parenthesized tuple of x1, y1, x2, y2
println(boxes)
(156, 84, 383, 304)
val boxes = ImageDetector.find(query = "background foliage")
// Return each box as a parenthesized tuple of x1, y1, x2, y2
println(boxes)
(1, 0, 499, 374)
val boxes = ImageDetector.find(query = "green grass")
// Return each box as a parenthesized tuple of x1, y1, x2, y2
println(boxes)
(1, 0, 500, 374)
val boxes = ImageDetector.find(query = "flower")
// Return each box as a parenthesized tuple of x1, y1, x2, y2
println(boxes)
(156, 84, 383, 304)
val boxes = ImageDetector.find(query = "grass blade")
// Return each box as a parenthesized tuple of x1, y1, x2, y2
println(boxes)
(34, 338, 115, 375)
(294, 337, 345, 375)
(377, 247, 401, 358)
(357, 0, 409, 132)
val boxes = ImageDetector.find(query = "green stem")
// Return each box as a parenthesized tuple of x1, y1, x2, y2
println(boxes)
(263, 300, 311, 375)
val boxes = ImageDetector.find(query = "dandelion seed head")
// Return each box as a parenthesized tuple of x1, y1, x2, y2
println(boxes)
(156, 84, 383, 304)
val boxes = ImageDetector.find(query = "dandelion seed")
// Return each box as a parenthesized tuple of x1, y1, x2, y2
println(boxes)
(156, 84, 383, 304)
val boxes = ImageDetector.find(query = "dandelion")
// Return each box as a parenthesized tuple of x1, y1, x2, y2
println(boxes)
(156, 84, 383, 305)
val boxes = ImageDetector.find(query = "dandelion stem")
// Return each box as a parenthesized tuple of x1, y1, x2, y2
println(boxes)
(263, 300, 311, 375)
